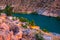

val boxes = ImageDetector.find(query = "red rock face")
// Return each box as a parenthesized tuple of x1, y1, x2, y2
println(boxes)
(0, 0, 60, 16)
(48, 0, 60, 16)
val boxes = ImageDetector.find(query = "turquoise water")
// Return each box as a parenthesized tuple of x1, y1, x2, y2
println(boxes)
(13, 14, 60, 34)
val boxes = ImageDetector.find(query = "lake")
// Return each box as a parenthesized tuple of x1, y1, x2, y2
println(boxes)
(13, 14, 60, 34)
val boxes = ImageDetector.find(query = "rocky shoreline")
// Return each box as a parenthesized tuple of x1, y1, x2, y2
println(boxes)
(0, 13, 60, 40)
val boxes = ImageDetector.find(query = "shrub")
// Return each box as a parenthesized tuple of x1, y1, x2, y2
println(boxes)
(29, 20, 36, 26)
(4, 5, 13, 16)
(19, 17, 29, 22)
(35, 34, 44, 40)
(56, 16, 60, 21)
(42, 29, 49, 33)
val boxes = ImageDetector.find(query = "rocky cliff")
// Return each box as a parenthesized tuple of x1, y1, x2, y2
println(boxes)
(0, 0, 60, 17)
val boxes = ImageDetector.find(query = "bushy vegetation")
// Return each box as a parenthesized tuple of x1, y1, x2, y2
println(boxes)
(30, 12, 38, 15)
(29, 20, 36, 26)
(0, 5, 13, 16)
(4, 5, 13, 16)
(35, 34, 44, 40)
(19, 17, 36, 26)
(56, 16, 60, 21)
(42, 29, 49, 33)
(19, 17, 29, 22)
(0, 10, 4, 13)
(22, 25, 27, 28)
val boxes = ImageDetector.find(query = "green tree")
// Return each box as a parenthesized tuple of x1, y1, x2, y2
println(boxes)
(22, 25, 27, 28)
(4, 5, 13, 16)
(19, 17, 29, 22)
(29, 20, 36, 26)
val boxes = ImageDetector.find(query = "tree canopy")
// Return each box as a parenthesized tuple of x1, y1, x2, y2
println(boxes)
(4, 5, 13, 16)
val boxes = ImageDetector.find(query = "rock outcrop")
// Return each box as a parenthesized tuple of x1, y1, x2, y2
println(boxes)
(0, 0, 60, 17)
(0, 13, 60, 40)
(0, 13, 42, 40)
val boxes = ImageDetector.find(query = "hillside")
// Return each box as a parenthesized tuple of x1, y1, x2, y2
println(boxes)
(0, 13, 60, 40)
(0, 0, 60, 17)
